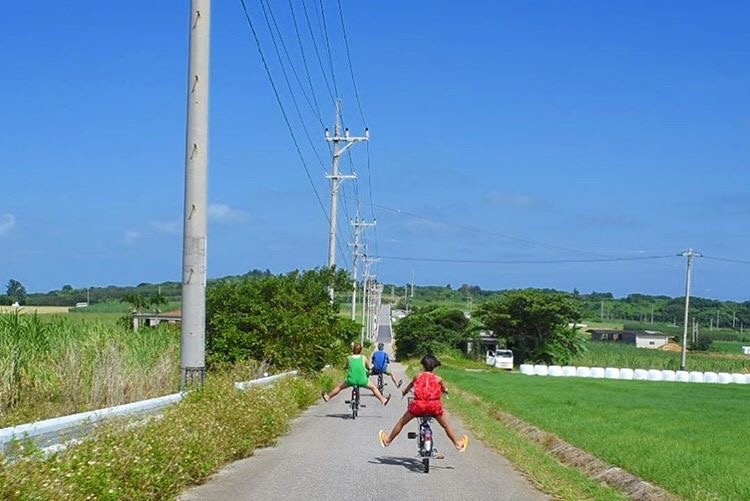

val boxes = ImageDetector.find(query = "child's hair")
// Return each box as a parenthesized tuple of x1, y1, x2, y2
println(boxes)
(377, 342, 384, 350)
(420, 354, 441, 372)
(352, 343, 363, 354)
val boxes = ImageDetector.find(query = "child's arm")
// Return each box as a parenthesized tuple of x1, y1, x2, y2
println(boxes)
(401, 377, 416, 396)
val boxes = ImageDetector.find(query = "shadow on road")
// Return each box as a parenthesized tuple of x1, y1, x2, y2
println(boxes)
(369, 456, 455, 473)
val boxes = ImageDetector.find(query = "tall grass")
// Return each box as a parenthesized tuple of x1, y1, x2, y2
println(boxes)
(0, 312, 179, 427)
(571, 342, 750, 373)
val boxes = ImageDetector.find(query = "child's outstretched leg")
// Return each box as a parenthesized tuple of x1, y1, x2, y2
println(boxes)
(435, 414, 469, 452)
(322, 381, 348, 402)
(379, 411, 415, 447)
(365, 381, 391, 405)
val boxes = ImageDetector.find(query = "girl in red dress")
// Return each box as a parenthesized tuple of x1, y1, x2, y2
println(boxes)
(379, 354, 468, 452)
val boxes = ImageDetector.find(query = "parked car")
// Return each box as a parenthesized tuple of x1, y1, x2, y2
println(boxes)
(485, 349, 513, 370)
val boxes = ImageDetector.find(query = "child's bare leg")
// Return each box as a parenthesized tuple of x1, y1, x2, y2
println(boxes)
(383, 411, 415, 445)
(324, 381, 348, 400)
(435, 414, 466, 449)
(366, 381, 387, 404)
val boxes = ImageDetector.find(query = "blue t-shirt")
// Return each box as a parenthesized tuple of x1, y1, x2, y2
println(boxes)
(371, 350, 389, 372)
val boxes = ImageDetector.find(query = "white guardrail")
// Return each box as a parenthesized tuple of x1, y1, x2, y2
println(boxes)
(519, 364, 749, 385)
(0, 370, 299, 456)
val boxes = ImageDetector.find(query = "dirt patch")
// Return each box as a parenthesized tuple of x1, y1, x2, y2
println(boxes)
(457, 390, 677, 501)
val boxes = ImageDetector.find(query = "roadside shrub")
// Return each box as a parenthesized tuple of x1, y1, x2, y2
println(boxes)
(0, 370, 336, 500)
(394, 306, 469, 359)
(206, 268, 357, 372)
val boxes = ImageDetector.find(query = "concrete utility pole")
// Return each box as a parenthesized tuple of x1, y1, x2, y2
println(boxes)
(180, 0, 211, 389)
(679, 248, 702, 371)
(325, 100, 368, 301)
(350, 215, 375, 320)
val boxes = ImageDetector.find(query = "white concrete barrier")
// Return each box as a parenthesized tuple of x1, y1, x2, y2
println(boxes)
(703, 372, 719, 384)
(590, 367, 605, 379)
(619, 368, 634, 380)
(548, 365, 563, 377)
(689, 371, 704, 383)
(731, 373, 748, 384)
(634, 369, 649, 380)
(519, 364, 534, 375)
(534, 365, 549, 376)
(676, 370, 690, 383)
(717, 373, 733, 384)
(576, 366, 591, 378)
(662, 370, 676, 382)
(562, 366, 577, 377)
(647, 369, 663, 382)
(604, 367, 620, 379)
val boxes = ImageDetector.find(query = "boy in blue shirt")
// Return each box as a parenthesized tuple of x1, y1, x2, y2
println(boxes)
(371, 343, 402, 388)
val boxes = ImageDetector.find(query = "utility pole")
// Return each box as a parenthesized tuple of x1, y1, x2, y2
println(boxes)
(181, 0, 210, 389)
(350, 215, 375, 320)
(325, 101, 368, 301)
(679, 249, 701, 371)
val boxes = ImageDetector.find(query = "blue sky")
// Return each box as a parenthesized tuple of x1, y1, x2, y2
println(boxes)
(1, 1, 748, 300)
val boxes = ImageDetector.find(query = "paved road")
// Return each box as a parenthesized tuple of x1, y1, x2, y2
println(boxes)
(181, 337, 546, 500)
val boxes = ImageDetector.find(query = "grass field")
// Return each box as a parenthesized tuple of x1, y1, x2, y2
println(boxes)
(0, 312, 179, 427)
(571, 342, 750, 373)
(441, 367, 750, 500)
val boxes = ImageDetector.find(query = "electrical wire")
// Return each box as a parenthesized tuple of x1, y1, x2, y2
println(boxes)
(301, 0, 335, 103)
(379, 255, 676, 265)
(238, 0, 350, 269)
(336, 0, 366, 126)
(316, 0, 340, 99)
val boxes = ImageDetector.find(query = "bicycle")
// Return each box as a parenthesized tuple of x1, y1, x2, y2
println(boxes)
(344, 385, 366, 419)
(406, 398, 444, 473)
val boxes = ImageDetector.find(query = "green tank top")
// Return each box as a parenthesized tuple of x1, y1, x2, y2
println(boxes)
(345, 354, 368, 387)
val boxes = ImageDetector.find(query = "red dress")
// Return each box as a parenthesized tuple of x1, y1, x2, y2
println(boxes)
(408, 372, 444, 417)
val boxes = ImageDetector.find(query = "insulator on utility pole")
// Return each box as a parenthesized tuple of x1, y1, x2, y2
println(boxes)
(181, 0, 211, 389)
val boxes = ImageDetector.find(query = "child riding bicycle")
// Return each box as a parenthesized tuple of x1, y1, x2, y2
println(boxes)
(322, 343, 391, 406)
(378, 354, 468, 452)
(370, 343, 403, 388)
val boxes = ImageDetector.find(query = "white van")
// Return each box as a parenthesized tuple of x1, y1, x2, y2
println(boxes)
(485, 349, 514, 370)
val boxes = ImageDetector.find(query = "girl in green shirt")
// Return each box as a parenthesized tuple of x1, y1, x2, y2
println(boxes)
(322, 343, 391, 405)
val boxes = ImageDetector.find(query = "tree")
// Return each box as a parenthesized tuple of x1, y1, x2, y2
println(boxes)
(206, 268, 357, 372)
(474, 289, 585, 364)
(6, 279, 27, 305)
(393, 306, 469, 359)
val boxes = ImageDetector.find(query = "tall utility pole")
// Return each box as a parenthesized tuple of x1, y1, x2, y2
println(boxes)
(181, 0, 210, 389)
(325, 101, 368, 300)
(679, 248, 702, 371)
(350, 215, 375, 320)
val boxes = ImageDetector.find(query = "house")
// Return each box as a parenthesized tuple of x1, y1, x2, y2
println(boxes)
(587, 329, 671, 349)
(132, 310, 181, 331)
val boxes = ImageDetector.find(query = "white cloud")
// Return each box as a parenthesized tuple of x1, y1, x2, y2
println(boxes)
(208, 203, 249, 224)
(151, 220, 181, 234)
(0, 214, 15, 236)
(124, 230, 141, 244)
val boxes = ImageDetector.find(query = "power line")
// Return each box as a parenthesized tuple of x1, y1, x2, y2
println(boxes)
(379, 255, 676, 265)
(238, 0, 350, 268)
(336, 0, 366, 126)
(300, 0, 335, 104)
(316, 0, 340, 98)
(703, 255, 750, 265)
(288, 0, 324, 124)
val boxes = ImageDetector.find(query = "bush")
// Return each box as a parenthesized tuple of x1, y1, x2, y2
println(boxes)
(0, 369, 336, 500)
(393, 306, 469, 359)
(206, 268, 357, 372)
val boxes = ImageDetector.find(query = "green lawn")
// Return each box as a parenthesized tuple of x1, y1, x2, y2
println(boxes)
(441, 367, 750, 500)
